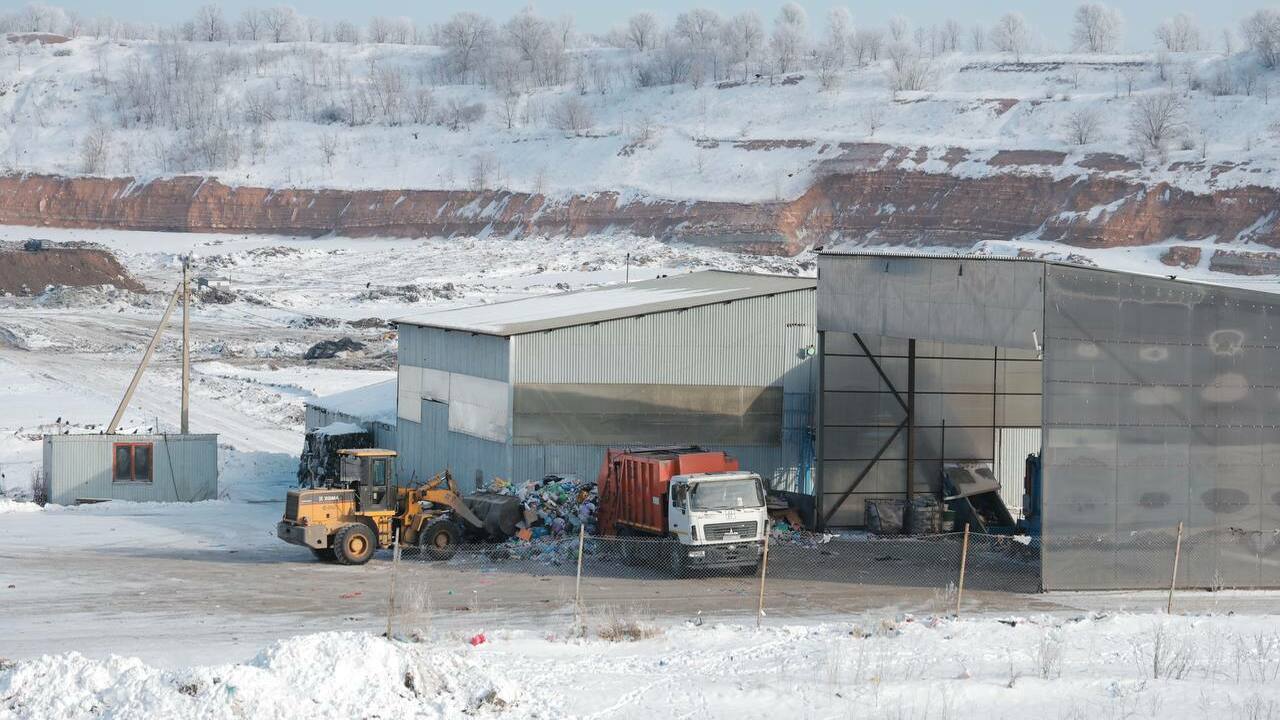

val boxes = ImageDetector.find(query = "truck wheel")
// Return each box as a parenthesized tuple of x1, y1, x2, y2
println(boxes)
(311, 547, 336, 562)
(333, 524, 376, 565)
(419, 518, 461, 561)
(669, 543, 688, 578)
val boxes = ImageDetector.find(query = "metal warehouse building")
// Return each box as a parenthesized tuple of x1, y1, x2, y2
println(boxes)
(394, 271, 817, 492)
(42, 433, 218, 505)
(816, 250, 1280, 590)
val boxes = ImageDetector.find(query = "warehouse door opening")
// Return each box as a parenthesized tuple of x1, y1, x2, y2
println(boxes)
(817, 333, 1043, 530)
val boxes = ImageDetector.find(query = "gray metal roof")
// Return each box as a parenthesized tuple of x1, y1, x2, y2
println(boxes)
(395, 270, 816, 336)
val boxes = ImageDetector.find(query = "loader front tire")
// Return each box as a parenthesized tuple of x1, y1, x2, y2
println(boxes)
(333, 524, 376, 565)
(419, 518, 461, 562)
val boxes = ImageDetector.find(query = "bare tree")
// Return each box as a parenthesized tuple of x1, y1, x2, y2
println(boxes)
(969, 24, 985, 52)
(769, 3, 807, 74)
(79, 125, 111, 173)
(551, 94, 593, 135)
(941, 19, 962, 52)
(1241, 9, 1280, 68)
(437, 12, 495, 83)
(1072, 3, 1123, 53)
(626, 12, 659, 52)
(886, 42, 933, 93)
(1155, 13, 1202, 52)
(237, 8, 262, 41)
(815, 47, 843, 91)
(1221, 28, 1235, 57)
(318, 132, 338, 166)
(888, 16, 909, 44)
(441, 98, 485, 130)
(722, 12, 764, 81)
(823, 6, 853, 69)
(862, 103, 885, 136)
(468, 153, 499, 190)
(1129, 92, 1183, 156)
(674, 8, 723, 80)
(367, 16, 393, 44)
(1065, 107, 1101, 144)
(852, 29, 884, 64)
(192, 5, 227, 42)
(333, 20, 359, 43)
(261, 6, 299, 43)
(990, 13, 1031, 61)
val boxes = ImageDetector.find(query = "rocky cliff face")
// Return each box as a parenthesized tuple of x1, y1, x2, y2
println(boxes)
(1, 144, 1277, 272)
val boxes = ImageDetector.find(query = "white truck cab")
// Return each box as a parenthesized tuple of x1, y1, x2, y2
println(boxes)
(667, 471, 768, 574)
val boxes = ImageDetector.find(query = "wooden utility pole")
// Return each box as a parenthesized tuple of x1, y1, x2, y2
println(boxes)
(181, 259, 190, 434)
(107, 283, 182, 434)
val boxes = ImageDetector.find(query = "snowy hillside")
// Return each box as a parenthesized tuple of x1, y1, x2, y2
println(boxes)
(2, 33, 1280, 202)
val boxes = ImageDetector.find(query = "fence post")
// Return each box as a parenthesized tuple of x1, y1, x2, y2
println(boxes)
(757, 522, 771, 628)
(386, 528, 401, 639)
(955, 524, 970, 617)
(1167, 521, 1184, 615)
(573, 524, 586, 630)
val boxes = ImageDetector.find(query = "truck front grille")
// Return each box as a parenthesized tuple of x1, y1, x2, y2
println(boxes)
(704, 521, 758, 540)
(285, 493, 299, 520)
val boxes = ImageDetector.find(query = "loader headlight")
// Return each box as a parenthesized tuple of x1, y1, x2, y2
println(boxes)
(299, 517, 309, 526)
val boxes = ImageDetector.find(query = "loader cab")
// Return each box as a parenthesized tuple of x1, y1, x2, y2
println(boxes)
(337, 449, 397, 512)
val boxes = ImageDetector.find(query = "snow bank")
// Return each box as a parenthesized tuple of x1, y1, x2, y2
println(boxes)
(0, 498, 42, 514)
(0, 632, 516, 720)
(9, 616, 1280, 718)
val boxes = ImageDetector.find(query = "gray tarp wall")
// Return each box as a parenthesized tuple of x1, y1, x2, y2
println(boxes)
(1042, 264, 1280, 590)
(818, 252, 1280, 590)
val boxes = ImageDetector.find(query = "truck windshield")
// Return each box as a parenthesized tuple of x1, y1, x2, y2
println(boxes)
(690, 479, 763, 511)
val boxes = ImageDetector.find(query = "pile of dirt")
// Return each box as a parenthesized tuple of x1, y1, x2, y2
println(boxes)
(0, 245, 144, 296)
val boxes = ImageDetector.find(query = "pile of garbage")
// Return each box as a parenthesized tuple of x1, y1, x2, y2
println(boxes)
(482, 474, 599, 541)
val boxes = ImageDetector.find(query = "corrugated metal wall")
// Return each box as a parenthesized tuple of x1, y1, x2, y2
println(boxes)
(396, 288, 817, 491)
(42, 434, 218, 505)
(398, 324, 509, 381)
(995, 428, 1041, 511)
(510, 291, 814, 385)
(395, 323, 512, 489)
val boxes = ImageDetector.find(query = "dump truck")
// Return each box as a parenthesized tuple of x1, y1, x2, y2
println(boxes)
(277, 448, 485, 565)
(597, 446, 767, 576)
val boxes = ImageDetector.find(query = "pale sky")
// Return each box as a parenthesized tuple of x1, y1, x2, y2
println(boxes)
(55, 0, 1262, 51)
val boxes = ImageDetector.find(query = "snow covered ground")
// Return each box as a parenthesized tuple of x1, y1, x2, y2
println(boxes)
(7, 615, 1280, 719)
(3, 37, 1279, 201)
(5, 226, 1280, 715)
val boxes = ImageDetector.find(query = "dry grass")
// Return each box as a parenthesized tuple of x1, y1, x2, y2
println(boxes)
(593, 607, 663, 642)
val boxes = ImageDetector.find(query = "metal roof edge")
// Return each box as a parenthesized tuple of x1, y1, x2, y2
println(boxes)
(393, 271, 817, 335)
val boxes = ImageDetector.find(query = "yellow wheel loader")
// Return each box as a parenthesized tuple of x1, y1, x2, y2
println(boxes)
(276, 449, 485, 565)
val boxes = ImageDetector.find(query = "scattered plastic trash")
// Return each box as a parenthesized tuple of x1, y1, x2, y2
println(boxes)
(468, 633, 487, 646)
(482, 474, 599, 539)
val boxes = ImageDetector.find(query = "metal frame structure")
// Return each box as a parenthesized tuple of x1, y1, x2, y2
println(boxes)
(816, 250, 1280, 590)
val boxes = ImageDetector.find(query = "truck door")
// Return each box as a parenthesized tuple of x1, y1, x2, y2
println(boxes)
(669, 482, 692, 541)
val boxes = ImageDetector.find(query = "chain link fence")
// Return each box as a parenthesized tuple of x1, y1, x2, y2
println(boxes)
(378, 525, 1066, 636)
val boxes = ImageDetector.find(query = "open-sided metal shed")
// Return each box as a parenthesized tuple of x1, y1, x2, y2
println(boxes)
(817, 250, 1280, 590)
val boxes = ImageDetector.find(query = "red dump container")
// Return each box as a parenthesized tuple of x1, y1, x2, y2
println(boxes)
(596, 446, 739, 536)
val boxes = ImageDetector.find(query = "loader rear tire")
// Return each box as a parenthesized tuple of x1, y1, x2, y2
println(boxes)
(311, 547, 336, 562)
(333, 524, 376, 565)
(419, 518, 461, 562)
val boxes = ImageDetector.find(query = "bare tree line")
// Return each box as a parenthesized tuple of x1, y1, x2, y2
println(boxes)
(4, 1, 1280, 178)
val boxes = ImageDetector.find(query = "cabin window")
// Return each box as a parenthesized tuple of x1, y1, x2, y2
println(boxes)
(113, 442, 154, 483)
